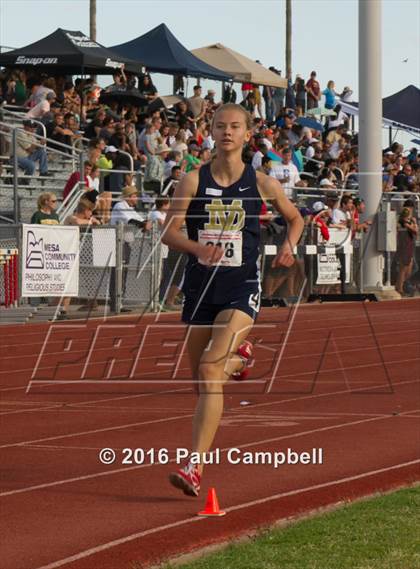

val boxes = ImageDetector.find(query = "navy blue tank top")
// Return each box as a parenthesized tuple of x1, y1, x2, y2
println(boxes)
(183, 163, 262, 302)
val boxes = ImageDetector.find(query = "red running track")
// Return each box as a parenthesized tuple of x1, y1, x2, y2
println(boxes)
(0, 299, 419, 569)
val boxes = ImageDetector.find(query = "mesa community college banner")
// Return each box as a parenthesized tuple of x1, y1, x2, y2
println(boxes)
(21, 224, 79, 297)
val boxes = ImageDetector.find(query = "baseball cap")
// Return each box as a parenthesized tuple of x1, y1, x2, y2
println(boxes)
(320, 178, 335, 187)
(105, 145, 118, 153)
(312, 201, 328, 213)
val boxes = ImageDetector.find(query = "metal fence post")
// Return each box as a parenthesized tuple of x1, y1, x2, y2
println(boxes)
(17, 223, 23, 306)
(12, 129, 19, 223)
(150, 223, 158, 312)
(114, 222, 124, 314)
(359, 231, 364, 293)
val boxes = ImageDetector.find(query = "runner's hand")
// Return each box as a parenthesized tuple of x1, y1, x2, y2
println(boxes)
(196, 243, 224, 266)
(272, 243, 295, 268)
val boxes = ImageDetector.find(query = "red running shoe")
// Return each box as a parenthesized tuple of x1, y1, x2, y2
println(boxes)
(169, 462, 201, 497)
(232, 340, 253, 381)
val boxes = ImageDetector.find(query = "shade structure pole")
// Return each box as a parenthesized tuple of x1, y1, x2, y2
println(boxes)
(358, 0, 383, 290)
(285, 0, 292, 80)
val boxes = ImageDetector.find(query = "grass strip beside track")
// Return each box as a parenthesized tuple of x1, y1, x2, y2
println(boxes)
(158, 486, 420, 569)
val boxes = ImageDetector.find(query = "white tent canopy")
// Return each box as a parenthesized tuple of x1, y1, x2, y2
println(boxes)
(191, 43, 287, 88)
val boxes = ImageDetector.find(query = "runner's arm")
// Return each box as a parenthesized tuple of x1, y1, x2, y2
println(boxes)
(162, 171, 223, 265)
(257, 172, 304, 267)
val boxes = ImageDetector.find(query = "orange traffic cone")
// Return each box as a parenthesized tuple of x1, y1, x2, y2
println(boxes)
(198, 487, 226, 517)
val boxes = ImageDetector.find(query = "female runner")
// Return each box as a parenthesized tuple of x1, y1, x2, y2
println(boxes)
(162, 103, 304, 496)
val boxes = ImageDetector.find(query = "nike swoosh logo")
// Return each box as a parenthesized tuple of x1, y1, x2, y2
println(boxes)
(239, 186, 250, 192)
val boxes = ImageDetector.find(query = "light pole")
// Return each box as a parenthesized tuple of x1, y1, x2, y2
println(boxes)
(358, 0, 384, 289)
(90, 0, 96, 41)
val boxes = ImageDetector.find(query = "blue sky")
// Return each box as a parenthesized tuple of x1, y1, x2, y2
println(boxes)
(1, 0, 418, 100)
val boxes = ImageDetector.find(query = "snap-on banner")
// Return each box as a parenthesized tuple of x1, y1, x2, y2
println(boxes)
(21, 224, 79, 297)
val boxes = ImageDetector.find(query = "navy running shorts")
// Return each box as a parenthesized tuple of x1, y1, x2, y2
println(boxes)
(182, 289, 261, 326)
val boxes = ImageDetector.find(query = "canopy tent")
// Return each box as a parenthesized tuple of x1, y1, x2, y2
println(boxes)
(191, 43, 287, 88)
(0, 28, 142, 74)
(340, 85, 420, 135)
(111, 23, 231, 81)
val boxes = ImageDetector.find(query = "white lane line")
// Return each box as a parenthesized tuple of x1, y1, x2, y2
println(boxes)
(32, 458, 420, 569)
(2, 407, 418, 498)
(1, 378, 417, 450)
(24, 354, 420, 388)
(0, 388, 191, 416)
(3, 328, 420, 379)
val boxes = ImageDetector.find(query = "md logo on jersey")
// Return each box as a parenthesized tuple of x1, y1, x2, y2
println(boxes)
(204, 199, 245, 231)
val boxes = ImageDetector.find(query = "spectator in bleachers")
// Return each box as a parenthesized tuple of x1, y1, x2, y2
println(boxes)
(187, 85, 206, 123)
(25, 76, 55, 107)
(62, 160, 94, 202)
(45, 112, 80, 151)
(163, 151, 182, 179)
(5, 70, 27, 105)
(105, 68, 127, 93)
(322, 80, 337, 109)
(311, 201, 330, 241)
(269, 147, 305, 198)
(162, 165, 182, 197)
(240, 92, 256, 116)
(352, 197, 372, 235)
(25, 91, 56, 121)
(60, 81, 81, 115)
(222, 83, 237, 104)
(396, 205, 418, 295)
(181, 143, 201, 173)
(30, 192, 59, 225)
(306, 71, 321, 110)
(251, 141, 269, 170)
(138, 74, 158, 100)
(84, 108, 107, 138)
(294, 75, 306, 113)
(252, 85, 263, 118)
(144, 143, 170, 194)
(15, 120, 50, 181)
(394, 163, 418, 192)
(64, 198, 100, 226)
(98, 116, 117, 144)
(175, 100, 195, 130)
(170, 129, 188, 156)
(332, 194, 353, 228)
(262, 84, 275, 122)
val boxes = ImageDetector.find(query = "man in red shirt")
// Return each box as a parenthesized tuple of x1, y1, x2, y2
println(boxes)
(306, 71, 321, 110)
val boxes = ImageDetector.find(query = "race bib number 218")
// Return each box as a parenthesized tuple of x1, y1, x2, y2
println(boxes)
(198, 229, 242, 267)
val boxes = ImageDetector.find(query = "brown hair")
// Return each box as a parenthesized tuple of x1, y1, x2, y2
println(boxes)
(212, 103, 253, 130)
(37, 192, 56, 210)
(76, 199, 94, 214)
(155, 197, 170, 210)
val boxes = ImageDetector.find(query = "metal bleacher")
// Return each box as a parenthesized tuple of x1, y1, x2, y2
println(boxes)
(0, 105, 81, 223)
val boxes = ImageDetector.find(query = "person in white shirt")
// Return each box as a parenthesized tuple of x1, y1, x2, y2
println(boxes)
(110, 186, 149, 227)
(305, 138, 321, 159)
(109, 186, 151, 312)
(332, 194, 353, 228)
(25, 92, 56, 120)
(251, 141, 268, 170)
(148, 196, 170, 259)
(269, 147, 305, 198)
